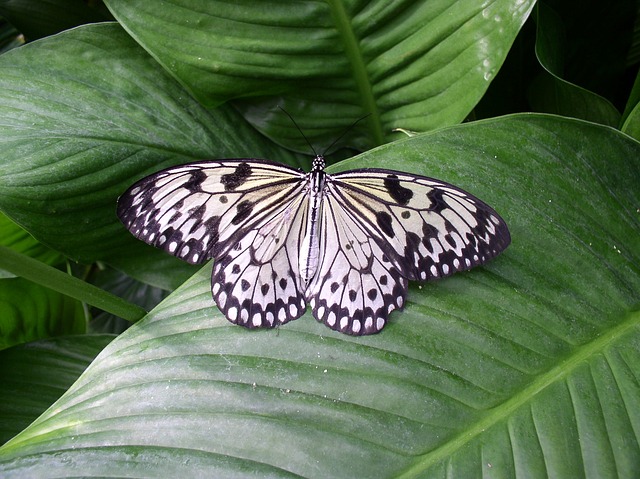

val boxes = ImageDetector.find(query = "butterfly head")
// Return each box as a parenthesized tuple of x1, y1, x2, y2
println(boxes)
(312, 155, 326, 172)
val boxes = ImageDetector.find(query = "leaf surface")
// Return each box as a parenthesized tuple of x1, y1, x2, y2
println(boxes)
(1, 115, 638, 478)
(105, 0, 536, 149)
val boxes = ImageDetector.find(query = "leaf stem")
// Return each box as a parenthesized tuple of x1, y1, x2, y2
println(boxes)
(0, 245, 146, 322)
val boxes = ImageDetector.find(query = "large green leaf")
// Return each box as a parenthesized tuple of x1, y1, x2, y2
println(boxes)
(0, 335, 115, 445)
(0, 115, 638, 477)
(0, 23, 295, 265)
(105, 0, 536, 149)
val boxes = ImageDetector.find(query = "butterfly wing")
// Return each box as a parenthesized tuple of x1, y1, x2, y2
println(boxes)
(211, 190, 309, 328)
(117, 159, 310, 328)
(330, 169, 511, 281)
(306, 168, 510, 335)
(305, 191, 408, 335)
(117, 159, 306, 263)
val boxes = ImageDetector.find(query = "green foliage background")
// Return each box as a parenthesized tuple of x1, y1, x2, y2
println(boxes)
(0, 0, 638, 477)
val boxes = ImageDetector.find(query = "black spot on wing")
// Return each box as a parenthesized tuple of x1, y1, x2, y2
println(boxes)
(384, 174, 413, 204)
(427, 189, 447, 213)
(221, 162, 252, 191)
(232, 200, 253, 225)
(183, 169, 207, 192)
(375, 211, 394, 238)
(168, 210, 183, 223)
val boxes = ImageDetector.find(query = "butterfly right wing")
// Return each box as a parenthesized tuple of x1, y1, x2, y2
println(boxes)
(117, 159, 306, 264)
(304, 187, 408, 335)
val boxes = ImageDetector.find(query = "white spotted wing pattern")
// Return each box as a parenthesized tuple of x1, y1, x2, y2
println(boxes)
(117, 156, 510, 335)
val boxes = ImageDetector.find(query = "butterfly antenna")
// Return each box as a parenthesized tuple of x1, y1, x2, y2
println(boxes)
(279, 107, 318, 157)
(322, 113, 371, 157)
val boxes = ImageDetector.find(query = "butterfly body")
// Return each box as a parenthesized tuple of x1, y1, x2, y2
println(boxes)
(118, 156, 510, 335)
(299, 158, 326, 284)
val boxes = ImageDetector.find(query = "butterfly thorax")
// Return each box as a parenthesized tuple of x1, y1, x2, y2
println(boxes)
(299, 156, 327, 286)
(311, 154, 326, 172)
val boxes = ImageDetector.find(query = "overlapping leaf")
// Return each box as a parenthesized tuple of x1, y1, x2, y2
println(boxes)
(529, 3, 621, 126)
(106, 0, 536, 150)
(0, 23, 294, 265)
(0, 335, 115, 445)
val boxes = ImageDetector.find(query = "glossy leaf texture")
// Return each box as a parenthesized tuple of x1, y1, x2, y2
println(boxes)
(0, 116, 638, 478)
(0, 23, 296, 266)
(105, 0, 536, 150)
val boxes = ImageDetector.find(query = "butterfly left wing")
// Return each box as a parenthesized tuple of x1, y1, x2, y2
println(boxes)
(306, 168, 510, 335)
(117, 159, 306, 264)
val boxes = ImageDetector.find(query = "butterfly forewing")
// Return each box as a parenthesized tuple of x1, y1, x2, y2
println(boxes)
(117, 160, 305, 264)
(329, 169, 511, 283)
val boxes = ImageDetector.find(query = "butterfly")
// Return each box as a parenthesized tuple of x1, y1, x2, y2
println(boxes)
(117, 154, 510, 335)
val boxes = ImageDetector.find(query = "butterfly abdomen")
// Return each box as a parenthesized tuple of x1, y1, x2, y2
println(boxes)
(299, 169, 326, 285)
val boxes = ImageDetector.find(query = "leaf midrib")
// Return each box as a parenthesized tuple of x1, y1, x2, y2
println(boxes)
(326, 0, 383, 145)
(395, 309, 640, 477)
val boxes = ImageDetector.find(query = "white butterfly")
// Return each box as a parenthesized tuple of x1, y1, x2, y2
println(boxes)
(117, 155, 510, 335)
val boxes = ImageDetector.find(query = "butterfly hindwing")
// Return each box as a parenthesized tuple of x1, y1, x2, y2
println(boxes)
(211, 192, 309, 328)
(328, 169, 511, 282)
(305, 190, 408, 334)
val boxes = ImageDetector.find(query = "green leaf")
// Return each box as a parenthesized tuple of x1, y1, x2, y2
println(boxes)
(0, 276, 86, 350)
(0, 0, 113, 41)
(87, 266, 169, 334)
(0, 245, 146, 328)
(0, 115, 638, 477)
(528, 3, 621, 126)
(105, 0, 536, 149)
(0, 335, 115, 445)
(0, 23, 295, 264)
(621, 69, 640, 141)
(0, 213, 63, 278)
(0, 215, 86, 349)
